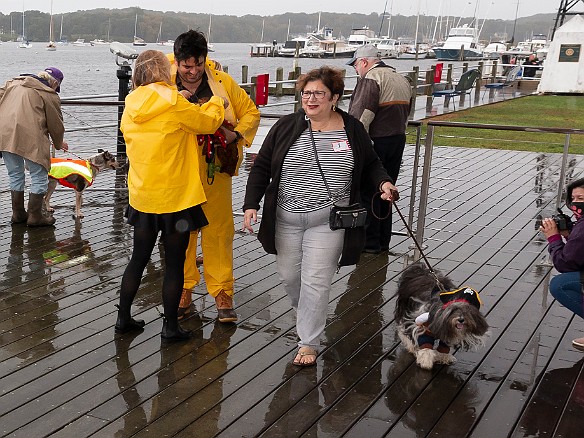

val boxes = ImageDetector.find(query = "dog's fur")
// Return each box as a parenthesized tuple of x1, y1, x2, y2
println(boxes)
(395, 262, 489, 369)
(45, 149, 119, 218)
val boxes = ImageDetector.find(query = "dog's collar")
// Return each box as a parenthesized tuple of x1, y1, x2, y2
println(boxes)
(439, 287, 482, 310)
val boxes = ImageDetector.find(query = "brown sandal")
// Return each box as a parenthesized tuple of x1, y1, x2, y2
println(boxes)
(292, 347, 318, 367)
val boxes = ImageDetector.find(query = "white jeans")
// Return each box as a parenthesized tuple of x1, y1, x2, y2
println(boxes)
(275, 206, 345, 350)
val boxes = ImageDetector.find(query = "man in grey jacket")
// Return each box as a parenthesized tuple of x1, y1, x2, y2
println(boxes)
(348, 45, 412, 253)
(0, 67, 68, 226)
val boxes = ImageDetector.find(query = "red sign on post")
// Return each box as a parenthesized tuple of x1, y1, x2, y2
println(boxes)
(255, 73, 269, 105)
(434, 63, 444, 83)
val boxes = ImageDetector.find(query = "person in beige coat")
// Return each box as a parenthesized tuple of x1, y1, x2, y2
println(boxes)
(0, 67, 69, 226)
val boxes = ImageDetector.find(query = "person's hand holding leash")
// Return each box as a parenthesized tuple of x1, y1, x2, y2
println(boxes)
(380, 181, 399, 202)
(60, 141, 69, 152)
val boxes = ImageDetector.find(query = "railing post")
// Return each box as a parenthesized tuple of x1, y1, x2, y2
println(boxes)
(490, 60, 498, 83)
(410, 66, 419, 116)
(460, 62, 469, 107)
(116, 64, 132, 158)
(413, 124, 434, 261)
(474, 61, 483, 104)
(275, 67, 283, 97)
(242, 65, 249, 84)
(408, 123, 423, 230)
(555, 134, 572, 210)
(446, 63, 453, 87)
(339, 69, 347, 104)
(425, 67, 434, 113)
(250, 75, 257, 103)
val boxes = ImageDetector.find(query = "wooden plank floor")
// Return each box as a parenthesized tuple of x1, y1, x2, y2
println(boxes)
(1, 141, 584, 438)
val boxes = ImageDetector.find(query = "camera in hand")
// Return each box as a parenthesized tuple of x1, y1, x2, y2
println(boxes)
(535, 208, 573, 231)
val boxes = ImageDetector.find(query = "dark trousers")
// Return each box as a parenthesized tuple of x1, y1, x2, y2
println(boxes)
(362, 134, 406, 251)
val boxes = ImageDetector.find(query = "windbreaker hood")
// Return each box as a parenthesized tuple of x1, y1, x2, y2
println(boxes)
(124, 82, 177, 123)
(14, 75, 57, 93)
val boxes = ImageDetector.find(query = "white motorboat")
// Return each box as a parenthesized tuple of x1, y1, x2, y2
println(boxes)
(483, 42, 507, 59)
(347, 26, 375, 48)
(374, 38, 399, 59)
(72, 38, 91, 47)
(276, 37, 310, 57)
(432, 24, 484, 61)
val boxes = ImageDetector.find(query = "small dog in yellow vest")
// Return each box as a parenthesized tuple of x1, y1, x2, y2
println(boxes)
(45, 149, 119, 218)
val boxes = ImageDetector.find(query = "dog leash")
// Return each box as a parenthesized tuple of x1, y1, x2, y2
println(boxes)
(392, 200, 447, 292)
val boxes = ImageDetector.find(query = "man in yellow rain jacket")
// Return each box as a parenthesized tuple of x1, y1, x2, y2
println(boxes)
(168, 30, 260, 323)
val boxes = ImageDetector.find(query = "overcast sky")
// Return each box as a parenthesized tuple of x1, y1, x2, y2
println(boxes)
(0, 1, 564, 21)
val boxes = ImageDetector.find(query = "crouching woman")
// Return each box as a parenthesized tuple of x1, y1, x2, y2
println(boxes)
(540, 177, 584, 351)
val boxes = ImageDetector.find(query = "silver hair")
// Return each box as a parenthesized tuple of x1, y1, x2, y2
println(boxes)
(37, 71, 60, 91)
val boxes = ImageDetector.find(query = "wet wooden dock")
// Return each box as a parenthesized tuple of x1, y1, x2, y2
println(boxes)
(1, 138, 584, 437)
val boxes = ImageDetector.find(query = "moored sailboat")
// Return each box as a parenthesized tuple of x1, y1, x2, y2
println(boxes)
(18, 3, 32, 49)
(46, 0, 56, 51)
(133, 14, 147, 46)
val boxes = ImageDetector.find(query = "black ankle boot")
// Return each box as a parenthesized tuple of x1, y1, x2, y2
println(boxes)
(115, 307, 145, 333)
(161, 318, 192, 341)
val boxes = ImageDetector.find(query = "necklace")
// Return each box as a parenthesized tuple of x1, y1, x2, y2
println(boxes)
(310, 116, 334, 132)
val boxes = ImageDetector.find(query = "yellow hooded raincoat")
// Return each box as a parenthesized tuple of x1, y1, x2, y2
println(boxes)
(121, 82, 224, 214)
(167, 55, 261, 298)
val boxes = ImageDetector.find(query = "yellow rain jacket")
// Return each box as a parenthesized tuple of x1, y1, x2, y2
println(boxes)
(167, 54, 260, 297)
(167, 54, 260, 174)
(121, 82, 224, 214)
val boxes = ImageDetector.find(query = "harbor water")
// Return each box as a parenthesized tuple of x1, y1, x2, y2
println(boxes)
(0, 42, 441, 97)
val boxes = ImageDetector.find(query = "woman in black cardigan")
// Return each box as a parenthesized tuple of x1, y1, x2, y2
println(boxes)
(243, 67, 398, 366)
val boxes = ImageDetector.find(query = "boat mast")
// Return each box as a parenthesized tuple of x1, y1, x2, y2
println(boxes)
(387, 0, 393, 38)
(49, 0, 54, 43)
(208, 14, 212, 43)
(22, 2, 25, 41)
(59, 14, 63, 40)
(134, 14, 138, 39)
(413, 0, 420, 49)
(378, 0, 388, 37)
(286, 18, 290, 41)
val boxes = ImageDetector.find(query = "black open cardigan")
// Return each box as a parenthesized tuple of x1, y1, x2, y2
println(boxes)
(242, 108, 393, 266)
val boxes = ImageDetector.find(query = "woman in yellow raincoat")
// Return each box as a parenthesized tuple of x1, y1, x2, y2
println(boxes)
(116, 50, 225, 341)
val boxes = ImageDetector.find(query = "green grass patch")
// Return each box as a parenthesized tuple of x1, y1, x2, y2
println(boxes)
(410, 95, 584, 154)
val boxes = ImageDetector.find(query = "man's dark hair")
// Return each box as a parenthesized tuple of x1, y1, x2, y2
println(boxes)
(173, 29, 208, 62)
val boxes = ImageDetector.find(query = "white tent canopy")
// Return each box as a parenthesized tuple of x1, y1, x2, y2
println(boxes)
(538, 15, 584, 94)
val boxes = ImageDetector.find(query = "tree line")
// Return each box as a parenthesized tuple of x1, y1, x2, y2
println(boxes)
(0, 7, 557, 45)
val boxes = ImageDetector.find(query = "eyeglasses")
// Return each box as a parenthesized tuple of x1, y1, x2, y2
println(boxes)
(300, 90, 327, 100)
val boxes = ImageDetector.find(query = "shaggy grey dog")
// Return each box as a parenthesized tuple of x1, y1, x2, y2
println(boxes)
(394, 262, 489, 369)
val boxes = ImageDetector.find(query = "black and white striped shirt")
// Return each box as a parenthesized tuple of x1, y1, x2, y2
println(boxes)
(278, 129, 354, 212)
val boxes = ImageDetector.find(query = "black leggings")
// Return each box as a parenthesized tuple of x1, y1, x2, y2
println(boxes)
(118, 226, 190, 324)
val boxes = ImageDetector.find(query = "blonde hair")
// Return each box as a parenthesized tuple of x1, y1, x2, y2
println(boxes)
(37, 71, 60, 91)
(132, 50, 171, 89)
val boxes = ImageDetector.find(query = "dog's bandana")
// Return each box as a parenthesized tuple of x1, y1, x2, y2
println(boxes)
(439, 287, 482, 310)
(49, 158, 94, 189)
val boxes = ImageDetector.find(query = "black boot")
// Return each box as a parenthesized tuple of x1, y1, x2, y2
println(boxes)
(11, 191, 27, 224)
(27, 193, 55, 227)
(115, 305, 145, 333)
(161, 318, 192, 342)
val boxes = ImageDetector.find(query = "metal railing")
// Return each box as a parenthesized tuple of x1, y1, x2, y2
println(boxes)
(412, 121, 584, 261)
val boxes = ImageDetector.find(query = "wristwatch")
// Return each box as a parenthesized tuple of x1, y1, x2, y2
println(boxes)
(232, 131, 243, 144)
